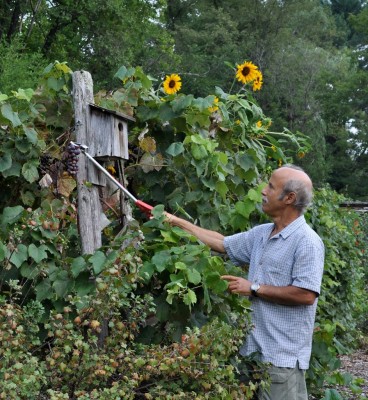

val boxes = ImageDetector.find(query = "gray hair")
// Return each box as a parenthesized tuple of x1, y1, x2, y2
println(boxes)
(278, 164, 313, 214)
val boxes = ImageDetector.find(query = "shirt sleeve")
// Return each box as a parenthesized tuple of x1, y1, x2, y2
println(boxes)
(291, 234, 325, 294)
(223, 227, 261, 266)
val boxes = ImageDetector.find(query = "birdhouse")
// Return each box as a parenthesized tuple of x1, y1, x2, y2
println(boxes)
(87, 103, 135, 161)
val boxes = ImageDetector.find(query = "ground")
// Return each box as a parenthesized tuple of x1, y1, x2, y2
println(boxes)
(336, 347, 368, 399)
(308, 343, 368, 400)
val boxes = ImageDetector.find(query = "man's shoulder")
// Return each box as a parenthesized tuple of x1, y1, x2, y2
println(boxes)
(298, 220, 324, 248)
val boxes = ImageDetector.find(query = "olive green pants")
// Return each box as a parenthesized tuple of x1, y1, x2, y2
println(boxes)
(259, 363, 308, 400)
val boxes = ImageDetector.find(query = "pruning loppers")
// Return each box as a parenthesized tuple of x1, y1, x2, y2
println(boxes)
(70, 141, 153, 217)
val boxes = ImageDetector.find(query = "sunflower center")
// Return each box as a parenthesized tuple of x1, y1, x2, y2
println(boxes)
(242, 67, 250, 76)
(169, 80, 176, 88)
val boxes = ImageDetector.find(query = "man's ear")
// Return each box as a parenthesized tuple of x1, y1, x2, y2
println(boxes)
(284, 192, 296, 205)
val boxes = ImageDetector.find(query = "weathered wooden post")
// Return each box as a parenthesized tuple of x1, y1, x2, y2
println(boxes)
(72, 70, 135, 346)
(72, 71, 102, 254)
(72, 72, 135, 253)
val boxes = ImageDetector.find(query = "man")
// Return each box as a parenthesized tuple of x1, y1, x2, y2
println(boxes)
(166, 164, 325, 400)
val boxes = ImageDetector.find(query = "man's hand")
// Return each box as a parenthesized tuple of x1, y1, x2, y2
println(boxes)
(221, 276, 318, 305)
(221, 275, 252, 296)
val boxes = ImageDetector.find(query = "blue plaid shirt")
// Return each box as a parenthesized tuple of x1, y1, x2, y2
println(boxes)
(224, 216, 324, 369)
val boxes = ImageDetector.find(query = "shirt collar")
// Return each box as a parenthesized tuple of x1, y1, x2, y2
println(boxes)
(270, 215, 306, 239)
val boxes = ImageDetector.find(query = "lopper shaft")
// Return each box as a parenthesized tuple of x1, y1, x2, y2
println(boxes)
(70, 141, 153, 216)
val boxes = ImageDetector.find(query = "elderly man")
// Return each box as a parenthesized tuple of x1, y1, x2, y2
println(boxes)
(166, 164, 325, 400)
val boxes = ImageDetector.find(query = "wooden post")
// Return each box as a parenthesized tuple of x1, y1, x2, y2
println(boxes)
(72, 71, 102, 254)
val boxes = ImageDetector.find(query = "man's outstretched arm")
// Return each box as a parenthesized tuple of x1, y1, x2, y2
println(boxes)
(167, 213, 225, 253)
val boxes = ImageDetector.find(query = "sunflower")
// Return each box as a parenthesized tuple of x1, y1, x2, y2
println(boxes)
(235, 61, 259, 84)
(252, 71, 263, 91)
(163, 74, 182, 95)
(208, 96, 219, 113)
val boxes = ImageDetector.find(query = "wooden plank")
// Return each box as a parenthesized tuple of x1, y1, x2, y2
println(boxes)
(89, 107, 113, 158)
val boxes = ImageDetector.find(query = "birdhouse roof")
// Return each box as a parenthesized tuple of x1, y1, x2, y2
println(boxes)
(89, 103, 136, 122)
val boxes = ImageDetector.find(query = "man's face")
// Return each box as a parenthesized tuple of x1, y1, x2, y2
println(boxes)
(261, 170, 288, 217)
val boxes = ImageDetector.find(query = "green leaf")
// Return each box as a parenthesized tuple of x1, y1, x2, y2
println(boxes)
(23, 126, 38, 145)
(114, 66, 135, 81)
(71, 256, 87, 278)
(13, 88, 34, 102)
(140, 261, 155, 282)
(20, 190, 35, 206)
(205, 272, 228, 293)
(203, 284, 212, 312)
(20, 263, 39, 279)
(28, 244, 48, 263)
(166, 142, 184, 157)
(15, 138, 32, 154)
(151, 204, 165, 219)
(235, 153, 255, 172)
(22, 161, 39, 183)
(236, 98, 253, 111)
(323, 389, 344, 400)
(89, 251, 107, 275)
(0, 153, 12, 172)
(136, 105, 159, 121)
(35, 278, 52, 301)
(191, 144, 208, 160)
(192, 96, 214, 111)
(185, 110, 211, 128)
(167, 274, 186, 288)
(134, 66, 152, 89)
(166, 283, 182, 304)
(186, 268, 202, 285)
(235, 200, 255, 218)
(47, 77, 64, 91)
(39, 226, 58, 239)
(53, 270, 72, 298)
(161, 230, 179, 243)
(247, 188, 262, 202)
(158, 102, 178, 122)
(238, 109, 248, 125)
(152, 250, 171, 273)
(215, 181, 228, 199)
(0, 93, 9, 102)
(9, 244, 28, 268)
(183, 288, 197, 307)
(2, 161, 20, 178)
(0, 242, 7, 261)
(1, 103, 22, 127)
(171, 94, 194, 112)
(174, 262, 187, 271)
(1, 206, 24, 224)
(74, 273, 95, 296)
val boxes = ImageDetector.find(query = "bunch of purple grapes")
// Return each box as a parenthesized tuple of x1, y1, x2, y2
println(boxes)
(40, 154, 53, 174)
(65, 143, 81, 175)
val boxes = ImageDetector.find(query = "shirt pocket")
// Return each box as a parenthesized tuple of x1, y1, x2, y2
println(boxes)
(264, 264, 293, 286)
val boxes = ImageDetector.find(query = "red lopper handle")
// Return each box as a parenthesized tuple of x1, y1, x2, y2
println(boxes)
(135, 200, 154, 217)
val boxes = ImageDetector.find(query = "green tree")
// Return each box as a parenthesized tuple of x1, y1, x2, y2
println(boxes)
(0, 0, 178, 90)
